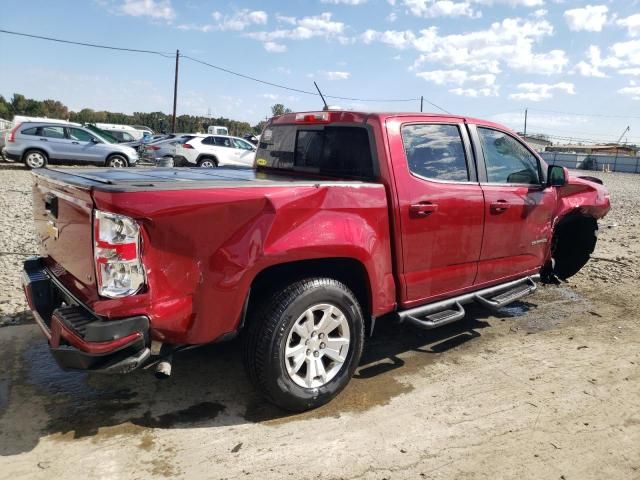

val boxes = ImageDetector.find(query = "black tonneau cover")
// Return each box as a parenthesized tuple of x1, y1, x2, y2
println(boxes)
(33, 167, 376, 192)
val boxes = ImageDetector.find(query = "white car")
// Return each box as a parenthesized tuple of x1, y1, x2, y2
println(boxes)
(175, 134, 256, 168)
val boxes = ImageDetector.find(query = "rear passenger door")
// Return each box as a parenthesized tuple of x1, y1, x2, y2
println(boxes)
(38, 126, 71, 160)
(470, 125, 556, 284)
(387, 118, 485, 306)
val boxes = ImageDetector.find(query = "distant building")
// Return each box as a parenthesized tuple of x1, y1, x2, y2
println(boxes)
(0, 118, 11, 130)
(517, 133, 553, 152)
(546, 144, 638, 156)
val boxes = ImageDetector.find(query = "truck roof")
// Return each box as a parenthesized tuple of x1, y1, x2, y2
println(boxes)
(271, 110, 510, 132)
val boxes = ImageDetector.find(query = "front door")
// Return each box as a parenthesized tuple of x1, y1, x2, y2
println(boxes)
(471, 125, 556, 284)
(387, 118, 485, 307)
(67, 127, 103, 163)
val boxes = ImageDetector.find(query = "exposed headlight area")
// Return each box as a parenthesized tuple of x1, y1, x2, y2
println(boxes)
(94, 210, 145, 298)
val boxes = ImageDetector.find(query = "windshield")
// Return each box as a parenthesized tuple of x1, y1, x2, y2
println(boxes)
(256, 125, 375, 179)
(84, 124, 118, 144)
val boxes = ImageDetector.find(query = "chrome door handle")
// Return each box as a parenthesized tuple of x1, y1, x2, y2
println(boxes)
(410, 203, 438, 217)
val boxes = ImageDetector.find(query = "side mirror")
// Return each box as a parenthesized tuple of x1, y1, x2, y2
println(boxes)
(548, 165, 568, 187)
(91, 137, 100, 144)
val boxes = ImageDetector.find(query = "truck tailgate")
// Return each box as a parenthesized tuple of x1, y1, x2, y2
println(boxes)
(33, 174, 98, 303)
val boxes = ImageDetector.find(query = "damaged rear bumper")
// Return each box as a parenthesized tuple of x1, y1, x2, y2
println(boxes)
(22, 257, 150, 373)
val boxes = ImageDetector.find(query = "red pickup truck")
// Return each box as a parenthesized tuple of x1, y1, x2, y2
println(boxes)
(23, 111, 610, 411)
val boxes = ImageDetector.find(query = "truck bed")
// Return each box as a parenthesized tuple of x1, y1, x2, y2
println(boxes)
(35, 167, 377, 192)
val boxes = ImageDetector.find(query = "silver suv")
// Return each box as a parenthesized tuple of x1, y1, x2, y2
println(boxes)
(3, 122, 138, 168)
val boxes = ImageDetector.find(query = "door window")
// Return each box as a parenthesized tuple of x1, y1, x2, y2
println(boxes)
(214, 136, 232, 147)
(477, 128, 540, 184)
(41, 126, 66, 139)
(68, 128, 96, 142)
(401, 124, 469, 182)
(232, 138, 254, 150)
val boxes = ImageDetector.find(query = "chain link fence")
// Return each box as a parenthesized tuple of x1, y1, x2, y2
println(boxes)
(540, 152, 640, 174)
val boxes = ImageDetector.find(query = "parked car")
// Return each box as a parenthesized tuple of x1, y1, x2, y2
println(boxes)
(21, 110, 610, 412)
(174, 134, 256, 167)
(0, 128, 11, 160)
(140, 134, 205, 163)
(243, 134, 260, 145)
(3, 121, 138, 168)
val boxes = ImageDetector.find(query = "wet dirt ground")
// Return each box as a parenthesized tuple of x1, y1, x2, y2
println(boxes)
(0, 166, 639, 479)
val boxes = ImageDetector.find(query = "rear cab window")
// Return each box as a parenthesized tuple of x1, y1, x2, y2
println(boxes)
(256, 124, 375, 179)
(401, 124, 469, 182)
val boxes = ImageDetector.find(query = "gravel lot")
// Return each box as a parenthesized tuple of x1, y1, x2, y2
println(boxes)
(0, 163, 638, 479)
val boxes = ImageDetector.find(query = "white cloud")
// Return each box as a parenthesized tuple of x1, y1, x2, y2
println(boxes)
(264, 41, 287, 53)
(397, 0, 543, 18)
(417, 69, 498, 96)
(564, 5, 608, 32)
(573, 45, 607, 77)
(400, 0, 480, 19)
(247, 12, 345, 51)
(617, 14, 640, 38)
(449, 87, 499, 97)
(618, 81, 640, 100)
(619, 68, 640, 76)
(532, 8, 547, 18)
(118, 0, 175, 21)
(365, 18, 563, 75)
(509, 82, 575, 101)
(212, 9, 268, 31)
(321, 0, 368, 4)
(609, 39, 640, 67)
(323, 71, 351, 80)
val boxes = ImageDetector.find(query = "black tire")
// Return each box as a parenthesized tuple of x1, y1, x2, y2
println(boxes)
(552, 217, 598, 279)
(23, 149, 48, 169)
(243, 278, 364, 412)
(106, 154, 128, 168)
(197, 157, 217, 168)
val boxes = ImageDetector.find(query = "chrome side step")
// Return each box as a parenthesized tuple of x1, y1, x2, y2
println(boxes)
(405, 301, 465, 330)
(475, 277, 537, 311)
(398, 275, 539, 330)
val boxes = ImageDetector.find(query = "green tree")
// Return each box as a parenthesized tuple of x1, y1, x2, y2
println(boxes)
(271, 104, 292, 117)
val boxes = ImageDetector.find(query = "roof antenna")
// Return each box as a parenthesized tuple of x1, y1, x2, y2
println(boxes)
(314, 81, 329, 111)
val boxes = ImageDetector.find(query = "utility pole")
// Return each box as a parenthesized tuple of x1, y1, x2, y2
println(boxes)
(171, 49, 180, 133)
(420, 96, 424, 112)
(523, 108, 528, 137)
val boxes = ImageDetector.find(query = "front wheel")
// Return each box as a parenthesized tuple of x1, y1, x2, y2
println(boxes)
(243, 278, 364, 412)
(106, 155, 128, 168)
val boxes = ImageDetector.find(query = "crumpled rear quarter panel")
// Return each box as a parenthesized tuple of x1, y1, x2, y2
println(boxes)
(91, 183, 394, 344)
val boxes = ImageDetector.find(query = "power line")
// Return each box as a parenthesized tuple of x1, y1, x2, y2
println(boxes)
(528, 107, 640, 120)
(181, 55, 437, 106)
(0, 28, 175, 58)
(0, 28, 448, 111)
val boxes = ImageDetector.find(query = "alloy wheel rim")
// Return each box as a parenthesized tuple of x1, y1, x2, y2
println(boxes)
(200, 160, 215, 168)
(284, 303, 351, 389)
(110, 157, 125, 167)
(26, 153, 44, 168)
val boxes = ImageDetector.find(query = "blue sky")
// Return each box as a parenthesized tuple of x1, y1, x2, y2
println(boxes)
(1, 0, 639, 143)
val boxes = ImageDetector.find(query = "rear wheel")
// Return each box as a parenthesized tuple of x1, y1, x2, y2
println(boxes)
(107, 155, 128, 168)
(197, 157, 217, 168)
(243, 278, 364, 412)
(23, 150, 47, 169)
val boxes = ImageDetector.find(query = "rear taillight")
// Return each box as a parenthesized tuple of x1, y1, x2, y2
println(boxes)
(181, 143, 194, 149)
(7, 123, 21, 143)
(93, 210, 145, 298)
